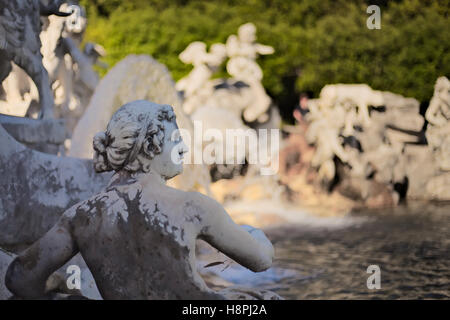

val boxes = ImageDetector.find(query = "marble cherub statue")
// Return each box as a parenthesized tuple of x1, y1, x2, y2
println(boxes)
(305, 104, 350, 183)
(425, 76, 450, 171)
(225, 23, 274, 122)
(5, 100, 280, 300)
(176, 41, 227, 100)
(425, 76, 450, 128)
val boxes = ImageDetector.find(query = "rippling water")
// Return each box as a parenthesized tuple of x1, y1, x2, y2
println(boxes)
(204, 202, 450, 299)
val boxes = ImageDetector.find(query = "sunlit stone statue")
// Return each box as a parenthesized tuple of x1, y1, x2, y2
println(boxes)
(6, 100, 280, 300)
(176, 41, 227, 107)
(1, 2, 104, 139)
(225, 23, 274, 122)
(305, 103, 349, 183)
(0, 0, 71, 119)
(425, 76, 450, 171)
(318, 84, 385, 132)
(40, 2, 105, 134)
(226, 23, 274, 83)
(176, 23, 274, 124)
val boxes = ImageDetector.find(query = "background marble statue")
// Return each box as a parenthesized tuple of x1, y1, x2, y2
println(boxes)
(176, 41, 227, 110)
(177, 22, 275, 124)
(0, 1, 105, 143)
(225, 23, 274, 123)
(301, 81, 450, 203)
(0, 0, 71, 119)
(305, 103, 349, 183)
(425, 76, 450, 171)
(5, 100, 281, 300)
(318, 84, 385, 134)
(40, 1, 105, 137)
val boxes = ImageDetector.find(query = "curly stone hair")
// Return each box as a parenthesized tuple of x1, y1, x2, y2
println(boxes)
(93, 100, 176, 173)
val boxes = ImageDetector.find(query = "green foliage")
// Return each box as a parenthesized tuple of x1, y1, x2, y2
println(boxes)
(80, 0, 449, 118)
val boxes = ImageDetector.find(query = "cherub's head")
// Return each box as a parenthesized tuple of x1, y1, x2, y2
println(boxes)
(93, 100, 188, 180)
(238, 23, 256, 43)
(436, 76, 450, 99)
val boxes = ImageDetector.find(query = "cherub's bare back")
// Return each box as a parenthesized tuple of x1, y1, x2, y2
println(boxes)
(69, 181, 220, 300)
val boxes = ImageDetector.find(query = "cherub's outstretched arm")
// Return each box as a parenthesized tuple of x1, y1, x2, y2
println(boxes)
(192, 192, 274, 272)
(5, 211, 79, 299)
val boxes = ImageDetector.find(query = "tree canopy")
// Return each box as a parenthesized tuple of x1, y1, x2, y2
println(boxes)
(79, 0, 450, 119)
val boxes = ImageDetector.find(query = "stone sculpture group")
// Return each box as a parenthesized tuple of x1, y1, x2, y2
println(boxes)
(178, 22, 274, 124)
(0, 0, 448, 300)
(303, 78, 450, 203)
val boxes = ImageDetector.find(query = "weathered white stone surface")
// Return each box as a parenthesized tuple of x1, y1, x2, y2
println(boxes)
(224, 23, 273, 123)
(225, 23, 274, 81)
(0, 123, 111, 247)
(0, 248, 101, 300)
(69, 54, 211, 193)
(0, 114, 66, 154)
(404, 144, 450, 201)
(305, 81, 450, 202)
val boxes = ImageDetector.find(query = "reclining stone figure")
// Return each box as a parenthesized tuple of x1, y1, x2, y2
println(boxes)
(5, 100, 280, 300)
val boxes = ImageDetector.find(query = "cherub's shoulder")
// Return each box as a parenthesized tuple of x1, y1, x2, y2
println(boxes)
(182, 191, 226, 221)
(183, 191, 219, 209)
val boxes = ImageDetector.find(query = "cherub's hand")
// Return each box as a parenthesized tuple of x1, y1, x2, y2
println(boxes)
(241, 225, 273, 249)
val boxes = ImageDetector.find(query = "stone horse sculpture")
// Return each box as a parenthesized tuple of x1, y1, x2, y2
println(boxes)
(6, 100, 281, 300)
(0, 0, 71, 119)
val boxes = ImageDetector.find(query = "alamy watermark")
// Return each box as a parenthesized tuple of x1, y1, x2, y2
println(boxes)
(66, 264, 81, 290)
(367, 5, 381, 29)
(366, 265, 381, 289)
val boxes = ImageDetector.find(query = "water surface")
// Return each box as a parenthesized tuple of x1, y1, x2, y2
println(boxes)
(205, 202, 450, 299)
